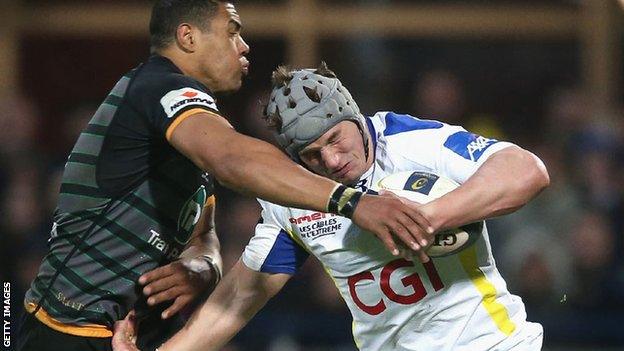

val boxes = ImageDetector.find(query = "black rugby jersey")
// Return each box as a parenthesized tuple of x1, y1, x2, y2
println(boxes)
(25, 55, 218, 335)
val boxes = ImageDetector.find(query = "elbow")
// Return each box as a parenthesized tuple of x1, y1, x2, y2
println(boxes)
(491, 150, 550, 215)
(528, 152, 550, 193)
(208, 151, 250, 191)
(511, 152, 550, 208)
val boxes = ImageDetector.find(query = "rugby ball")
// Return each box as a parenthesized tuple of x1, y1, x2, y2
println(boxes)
(377, 171, 482, 257)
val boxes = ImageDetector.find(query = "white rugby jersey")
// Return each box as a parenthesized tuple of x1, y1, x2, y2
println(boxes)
(242, 112, 543, 350)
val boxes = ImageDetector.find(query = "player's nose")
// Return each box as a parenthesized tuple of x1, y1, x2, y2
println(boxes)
(320, 148, 340, 169)
(238, 36, 250, 55)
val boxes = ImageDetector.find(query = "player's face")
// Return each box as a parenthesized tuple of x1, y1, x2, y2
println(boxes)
(299, 121, 371, 185)
(195, 3, 250, 93)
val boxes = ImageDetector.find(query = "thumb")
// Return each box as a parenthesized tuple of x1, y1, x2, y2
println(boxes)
(379, 189, 417, 205)
(113, 310, 138, 346)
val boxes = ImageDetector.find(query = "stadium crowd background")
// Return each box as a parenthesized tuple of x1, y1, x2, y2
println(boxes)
(1, 0, 623, 350)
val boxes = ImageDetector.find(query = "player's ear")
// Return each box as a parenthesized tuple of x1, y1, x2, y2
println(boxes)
(175, 23, 196, 52)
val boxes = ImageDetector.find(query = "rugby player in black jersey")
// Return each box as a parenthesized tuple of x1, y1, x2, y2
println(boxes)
(17, 1, 433, 351)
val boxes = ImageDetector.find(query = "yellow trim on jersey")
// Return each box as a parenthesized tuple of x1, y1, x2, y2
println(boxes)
(318, 259, 363, 349)
(25, 303, 113, 338)
(352, 320, 363, 350)
(204, 195, 216, 208)
(458, 247, 516, 336)
(165, 108, 224, 142)
(284, 228, 310, 253)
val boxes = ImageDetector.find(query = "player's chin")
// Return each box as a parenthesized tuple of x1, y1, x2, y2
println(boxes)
(233, 74, 246, 88)
(330, 173, 357, 186)
(219, 80, 243, 94)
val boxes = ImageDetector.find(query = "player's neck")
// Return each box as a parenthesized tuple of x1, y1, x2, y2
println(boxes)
(157, 49, 212, 89)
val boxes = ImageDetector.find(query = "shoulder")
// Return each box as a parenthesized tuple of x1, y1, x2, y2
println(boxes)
(368, 111, 469, 147)
(368, 111, 445, 136)
(368, 112, 508, 172)
(129, 60, 218, 116)
(134, 70, 206, 94)
(257, 199, 293, 227)
(368, 111, 463, 150)
(257, 198, 287, 214)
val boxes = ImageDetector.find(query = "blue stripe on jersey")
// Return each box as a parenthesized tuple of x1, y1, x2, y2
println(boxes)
(383, 112, 443, 136)
(443, 131, 499, 162)
(260, 230, 309, 274)
(365, 117, 377, 151)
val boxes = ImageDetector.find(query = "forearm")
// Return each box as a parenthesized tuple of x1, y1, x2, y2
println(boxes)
(206, 133, 337, 211)
(182, 199, 222, 281)
(159, 262, 274, 351)
(171, 115, 338, 212)
(424, 146, 550, 231)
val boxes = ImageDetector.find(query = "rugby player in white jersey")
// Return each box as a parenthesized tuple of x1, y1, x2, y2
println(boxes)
(112, 63, 550, 351)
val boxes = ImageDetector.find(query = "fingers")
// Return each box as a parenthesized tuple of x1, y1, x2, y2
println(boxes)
(125, 310, 137, 340)
(378, 189, 405, 201)
(387, 221, 420, 252)
(139, 259, 209, 316)
(147, 279, 194, 319)
(404, 209, 434, 237)
(146, 286, 184, 306)
(386, 194, 434, 247)
(387, 218, 432, 263)
(161, 295, 193, 320)
(400, 212, 431, 247)
(353, 194, 434, 257)
(379, 189, 435, 236)
(142, 274, 180, 297)
(138, 263, 176, 285)
(416, 249, 430, 263)
(375, 228, 400, 256)
(112, 311, 139, 351)
(394, 217, 431, 263)
(398, 200, 434, 235)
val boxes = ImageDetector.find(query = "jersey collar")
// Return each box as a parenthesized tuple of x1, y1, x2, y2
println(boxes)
(351, 117, 377, 193)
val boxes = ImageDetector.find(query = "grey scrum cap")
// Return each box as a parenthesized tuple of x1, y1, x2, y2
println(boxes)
(265, 67, 368, 160)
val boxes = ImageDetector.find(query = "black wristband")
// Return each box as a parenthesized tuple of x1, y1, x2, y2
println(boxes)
(327, 185, 347, 213)
(327, 185, 363, 218)
(339, 189, 363, 218)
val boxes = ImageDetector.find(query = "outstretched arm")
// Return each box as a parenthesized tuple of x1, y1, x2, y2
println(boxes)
(423, 145, 550, 231)
(170, 112, 337, 211)
(160, 260, 290, 351)
(169, 113, 433, 258)
(113, 260, 290, 351)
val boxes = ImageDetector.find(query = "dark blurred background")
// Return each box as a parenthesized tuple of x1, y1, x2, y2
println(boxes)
(1, 0, 624, 350)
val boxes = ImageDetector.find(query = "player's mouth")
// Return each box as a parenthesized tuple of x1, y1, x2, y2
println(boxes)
(332, 162, 352, 179)
(241, 58, 250, 76)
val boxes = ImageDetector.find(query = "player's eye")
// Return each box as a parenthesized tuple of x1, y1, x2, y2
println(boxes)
(299, 151, 311, 161)
(306, 152, 321, 163)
